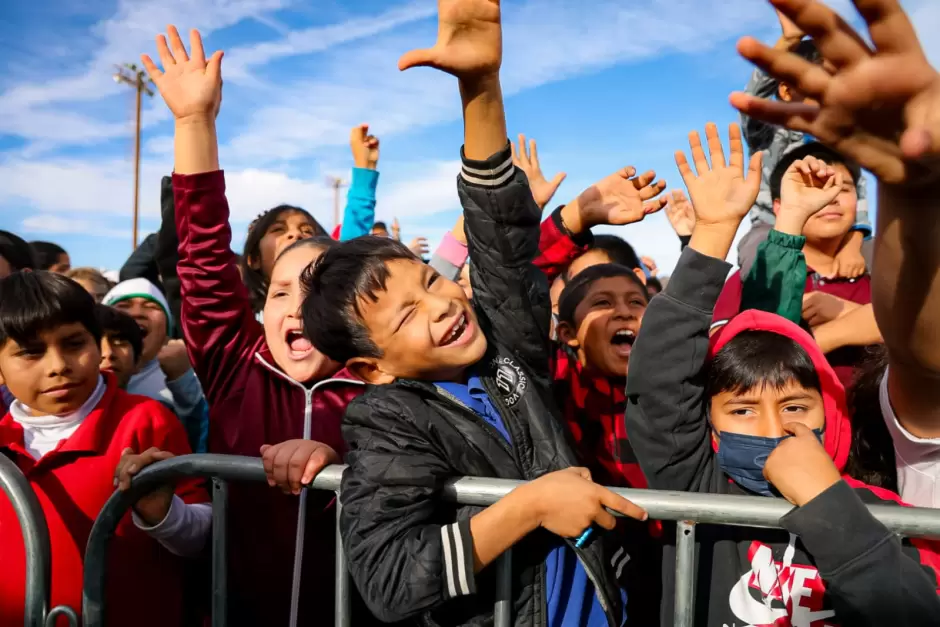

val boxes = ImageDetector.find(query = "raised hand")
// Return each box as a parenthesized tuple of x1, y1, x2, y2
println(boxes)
(564, 167, 667, 234)
(398, 0, 501, 78)
(391, 218, 401, 241)
(775, 155, 844, 236)
(350, 124, 380, 170)
(731, 0, 940, 186)
(512, 134, 566, 209)
(664, 189, 696, 237)
(776, 8, 804, 44)
(676, 122, 762, 228)
(141, 26, 223, 123)
(409, 237, 430, 257)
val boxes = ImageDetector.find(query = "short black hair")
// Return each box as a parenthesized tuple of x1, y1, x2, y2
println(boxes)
(706, 330, 821, 399)
(30, 241, 67, 270)
(0, 271, 101, 348)
(566, 235, 641, 280)
(558, 263, 648, 326)
(0, 231, 36, 273)
(372, 221, 388, 232)
(770, 142, 862, 202)
(301, 236, 417, 363)
(95, 304, 143, 363)
(646, 276, 663, 295)
(275, 236, 337, 264)
(241, 205, 326, 313)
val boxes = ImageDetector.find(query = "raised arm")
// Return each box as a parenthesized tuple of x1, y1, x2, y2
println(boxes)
(626, 122, 762, 491)
(730, 0, 940, 431)
(143, 27, 263, 404)
(338, 124, 380, 241)
(741, 154, 846, 322)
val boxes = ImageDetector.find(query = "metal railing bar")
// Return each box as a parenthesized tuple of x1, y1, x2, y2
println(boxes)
(211, 478, 228, 627)
(0, 453, 52, 627)
(335, 491, 350, 627)
(673, 521, 696, 627)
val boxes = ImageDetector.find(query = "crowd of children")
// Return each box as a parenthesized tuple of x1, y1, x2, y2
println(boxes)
(1, 0, 940, 625)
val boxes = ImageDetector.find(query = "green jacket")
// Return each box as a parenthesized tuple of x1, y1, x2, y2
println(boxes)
(741, 229, 807, 324)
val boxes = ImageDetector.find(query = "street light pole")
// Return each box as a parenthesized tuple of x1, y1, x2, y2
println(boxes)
(327, 176, 347, 231)
(113, 63, 154, 250)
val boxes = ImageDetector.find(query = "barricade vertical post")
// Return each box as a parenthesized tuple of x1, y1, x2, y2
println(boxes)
(673, 521, 696, 627)
(493, 549, 512, 627)
(211, 478, 228, 627)
(334, 491, 350, 627)
(0, 452, 51, 627)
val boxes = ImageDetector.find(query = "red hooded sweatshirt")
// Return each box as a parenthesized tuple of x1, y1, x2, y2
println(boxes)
(173, 171, 367, 626)
(626, 246, 940, 627)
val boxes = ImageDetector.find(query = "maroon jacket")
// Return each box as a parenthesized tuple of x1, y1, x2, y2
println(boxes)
(173, 171, 365, 626)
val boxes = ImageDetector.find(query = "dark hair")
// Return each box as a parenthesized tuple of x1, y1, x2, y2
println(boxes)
(558, 263, 648, 326)
(845, 346, 897, 491)
(0, 231, 36, 273)
(241, 205, 326, 313)
(706, 330, 821, 399)
(276, 236, 337, 264)
(770, 142, 862, 202)
(566, 235, 641, 280)
(372, 221, 388, 232)
(645, 276, 663, 295)
(301, 236, 417, 363)
(30, 241, 68, 270)
(95, 304, 143, 363)
(0, 271, 101, 347)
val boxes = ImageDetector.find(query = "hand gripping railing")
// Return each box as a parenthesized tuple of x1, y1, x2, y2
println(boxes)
(81, 455, 940, 627)
(0, 454, 79, 627)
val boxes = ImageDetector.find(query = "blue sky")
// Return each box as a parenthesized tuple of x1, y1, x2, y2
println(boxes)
(1, 0, 938, 275)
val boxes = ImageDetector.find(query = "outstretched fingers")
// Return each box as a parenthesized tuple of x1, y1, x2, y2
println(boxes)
(675, 150, 695, 188)
(736, 36, 831, 101)
(852, 0, 922, 55)
(729, 92, 818, 134)
(705, 123, 726, 169)
(189, 28, 206, 65)
(166, 25, 190, 64)
(772, 0, 871, 69)
(688, 130, 710, 177)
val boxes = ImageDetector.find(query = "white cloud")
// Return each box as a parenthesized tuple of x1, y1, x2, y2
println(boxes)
(20, 215, 130, 239)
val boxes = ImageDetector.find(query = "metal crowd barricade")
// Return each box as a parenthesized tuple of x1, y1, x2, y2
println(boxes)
(79, 454, 940, 627)
(0, 454, 80, 627)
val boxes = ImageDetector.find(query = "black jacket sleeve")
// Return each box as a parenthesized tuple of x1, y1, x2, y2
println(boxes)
(340, 391, 477, 623)
(782, 480, 940, 627)
(156, 176, 183, 338)
(119, 233, 162, 287)
(624, 246, 731, 492)
(458, 143, 551, 380)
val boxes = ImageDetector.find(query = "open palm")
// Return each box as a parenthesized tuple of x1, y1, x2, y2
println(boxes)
(676, 123, 761, 227)
(398, 0, 501, 76)
(577, 167, 667, 228)
(731, 0, 940, 186)
(141, 26, 223, 121)
(780, 157, 843, 222)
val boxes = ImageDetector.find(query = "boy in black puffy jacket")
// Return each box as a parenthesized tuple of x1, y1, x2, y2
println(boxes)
(301, 2, 663, 625)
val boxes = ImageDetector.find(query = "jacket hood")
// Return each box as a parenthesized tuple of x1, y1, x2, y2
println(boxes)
(708, 309, 851, 473)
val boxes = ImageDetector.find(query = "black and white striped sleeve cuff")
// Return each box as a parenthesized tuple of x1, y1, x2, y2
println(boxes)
(440, 519, 476, 599)
(459, 143, 514, 189)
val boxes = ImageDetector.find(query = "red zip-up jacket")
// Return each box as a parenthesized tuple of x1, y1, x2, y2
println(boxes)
(173, 171, 366, 627)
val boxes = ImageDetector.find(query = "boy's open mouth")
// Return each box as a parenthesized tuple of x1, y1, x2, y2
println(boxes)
(285, 329, 315, 360)
(136, 323, 150, 338)
(440, 312, 471, 347)
(610, 328, 636, 357)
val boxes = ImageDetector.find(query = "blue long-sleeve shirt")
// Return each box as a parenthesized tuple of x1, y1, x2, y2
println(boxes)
(338, 168, 380, 241)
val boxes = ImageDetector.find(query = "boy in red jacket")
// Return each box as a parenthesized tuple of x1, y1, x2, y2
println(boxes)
(0, 271, 208, 627)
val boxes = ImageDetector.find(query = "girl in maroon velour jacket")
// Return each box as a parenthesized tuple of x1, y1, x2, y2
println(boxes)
(141, 26, 372, 627)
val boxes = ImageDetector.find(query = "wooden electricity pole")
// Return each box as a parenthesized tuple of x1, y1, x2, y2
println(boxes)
(114, 63, 155, 250)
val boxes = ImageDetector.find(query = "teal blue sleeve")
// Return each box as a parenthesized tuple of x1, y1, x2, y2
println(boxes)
(339, 168, 380, 241)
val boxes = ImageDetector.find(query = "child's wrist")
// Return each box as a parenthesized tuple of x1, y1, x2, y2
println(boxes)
(559, 199, 587, 235)
(774, 212, 808, 236)
(174, 114, 216, 129)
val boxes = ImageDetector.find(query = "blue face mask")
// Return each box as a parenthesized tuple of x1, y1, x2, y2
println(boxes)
(716, 429, 825, 497)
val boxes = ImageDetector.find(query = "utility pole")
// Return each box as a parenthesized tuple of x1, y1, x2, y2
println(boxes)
(327, 176, 347, 231)
(113, 63, 155, 250)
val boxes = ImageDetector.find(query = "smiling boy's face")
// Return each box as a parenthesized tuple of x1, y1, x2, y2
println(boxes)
(558, 276, 647, 378)
(351, 258, 488, 383)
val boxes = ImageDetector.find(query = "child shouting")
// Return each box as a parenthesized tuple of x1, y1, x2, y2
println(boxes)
(302, 1, 647, 625)
(140, 27, 370, 626)
(625, 122, 940, 626)
(0, 271, 208, 627)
